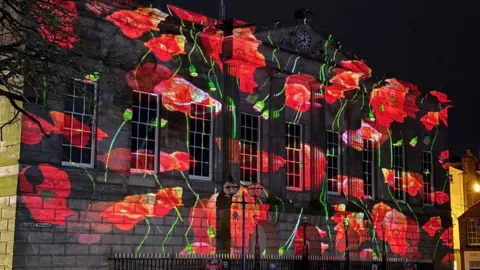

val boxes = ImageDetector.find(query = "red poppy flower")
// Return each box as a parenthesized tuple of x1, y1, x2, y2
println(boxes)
(34, 0, 79, 49)
(383, 209, 409, 256)
(225, 28, 265, 94)
(107, 8, 168, 39)
(440, 227, 453, 248)
(406, 218, 420, 247)
(167, 5, 209, 24)
(406, 172, 423, 197)
(420, 112, 439, 131)
(332, 60, 372, 79)
(359, 249, 375, 259)
(190, 194, 218, 244)
(430, 91, 451, 103)
(342, 121, 385, 151)
(422, 216, 442, 237)
(153, 187, 183, 217)
(441, 253, 454, 264)
(404, 93, 420, 119)
(337, 176, 365, 199)
(98, 148, 131, 173)
(159, 151, 179, 172)
(154, 77, 222, 117)
(370, 81, 409, 128)
(200, 28, 223, 70)
(371, 202, 392, 240)
(21, 113, 59, 145)
(145, 34, 186, 61)
(231, 187, 269, 248)
(439, 105, 452, 127)
(171, 151, 193, 171)
(101, 201, 150, 231)
(302, 144, 326, 191)
(439, 150, 450, 170)
(126, 63, 173, 93)
(19, 164, 74, 225)
(332, 211, 368, 253)
(50, 111, 107, 148)
(430, 191, 450, 205)
(285, 74, 323, 112)
(260, 151, 285, 172)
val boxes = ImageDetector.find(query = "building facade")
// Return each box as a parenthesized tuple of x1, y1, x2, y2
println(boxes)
(11, 2, 453, 269)
(450, 151, 480, 270)
(458, 202, 480, 270)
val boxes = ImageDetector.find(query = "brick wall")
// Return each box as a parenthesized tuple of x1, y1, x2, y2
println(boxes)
(0, 196, 16, 269)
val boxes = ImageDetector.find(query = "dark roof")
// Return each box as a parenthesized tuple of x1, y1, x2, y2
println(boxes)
(459, 201, 480, 219)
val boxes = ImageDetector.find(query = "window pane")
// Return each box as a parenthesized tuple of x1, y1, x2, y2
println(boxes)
(189, 104, 212, 178)
(240, 113, 260, 182)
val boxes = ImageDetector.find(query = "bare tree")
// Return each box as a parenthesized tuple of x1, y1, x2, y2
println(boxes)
(0, 0, 129, 141)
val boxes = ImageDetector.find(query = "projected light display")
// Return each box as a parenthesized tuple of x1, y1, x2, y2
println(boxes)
(18, 2, 454, 267)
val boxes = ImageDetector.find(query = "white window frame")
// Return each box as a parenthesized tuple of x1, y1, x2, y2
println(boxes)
(188, 104, 214, 180)
(362, 139, 375, 199)
(62, 78, 97, 168)
(240, 112, 261, 183)
(392, 145, 406, 202)
(286, 122, 303, 191)
(326, 130, 340, 194)
(130, 90, 160, 174)
(467, 219, 480, 246)
(422, 150, 434, 205)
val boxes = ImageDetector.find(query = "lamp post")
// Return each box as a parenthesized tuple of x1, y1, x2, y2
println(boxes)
(344, 219, 350, 270)
(381, 221, 387, 270)
(223, 179, 263, 270)
(301, 216, 309, 269)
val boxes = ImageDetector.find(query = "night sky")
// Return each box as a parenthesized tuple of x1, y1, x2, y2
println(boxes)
(157, 0, 479, 156)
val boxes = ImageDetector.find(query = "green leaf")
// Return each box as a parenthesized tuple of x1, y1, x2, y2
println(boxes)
(207, 226, 215, 238)
(123, 109, 133, 121)
(279, 247, 285, 256)
(161, 118, 167, 128)
(185, 243, 194, 254)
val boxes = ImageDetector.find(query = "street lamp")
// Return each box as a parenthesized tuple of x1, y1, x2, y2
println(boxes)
(381, 221, 387, 270)
(344, 219, 350, 270)
(223, 178, 263, 270)
(301, 216, 309, 268)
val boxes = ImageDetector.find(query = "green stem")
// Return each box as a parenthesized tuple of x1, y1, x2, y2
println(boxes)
(136, 218, 151, 253)
(104, 120, 127, 183)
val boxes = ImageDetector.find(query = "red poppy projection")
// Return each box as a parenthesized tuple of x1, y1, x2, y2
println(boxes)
(19, 2, 453, 265)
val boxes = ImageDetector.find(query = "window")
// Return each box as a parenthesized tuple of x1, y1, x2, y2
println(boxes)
(240, 113, 260, 183)
(362, 139, 375, 198)
(392, 145, 405, 201)
(467, 219, 480, 246)
(189, 104, 213, 179)
(286, 123, 303, 190)
(326, 130, 340, 193)
(131, 91, 159, 173)
(62, 79, 96, 166)
(423, 151, 434, 205)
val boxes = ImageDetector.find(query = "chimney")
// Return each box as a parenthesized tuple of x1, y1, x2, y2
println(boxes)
(294, 8, 315, 21)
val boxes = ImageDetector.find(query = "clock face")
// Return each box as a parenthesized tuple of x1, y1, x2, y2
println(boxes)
(296, 29, 311, 51)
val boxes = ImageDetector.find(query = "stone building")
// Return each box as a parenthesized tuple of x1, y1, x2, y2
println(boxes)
(458, 202, 480, 270)
(6, 2, 454, 269)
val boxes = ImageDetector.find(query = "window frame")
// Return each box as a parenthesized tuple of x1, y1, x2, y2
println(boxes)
(422, 150, 434, 205)
(326, 130, 341, 194)
(392, 145, 406, 202)
(240, 112, 261, 183)
(188, 104, 214, 181)
(130, 90, 160, 174)
(285, 122, 303, 191)
(362, 139, 375, 199)
(61, 78, 97, 168)
(467, 219, 480, 246)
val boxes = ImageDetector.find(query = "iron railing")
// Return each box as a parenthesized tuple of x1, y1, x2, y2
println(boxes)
(109, 253, 435, 270)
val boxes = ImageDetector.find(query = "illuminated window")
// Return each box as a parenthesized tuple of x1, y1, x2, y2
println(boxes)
(286, 123, 303, 190)
(326, 130, 340, 193)
(62, 79, 96, 166)
(393, 145, 406, 201)
(423, 151, 434, 205)
(362, 139, 375, 198)
(467, 219, 480, 246)
(240, 113, 260, 183)
(131, 91, 159, 173)
(189, 104, 213, 179)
